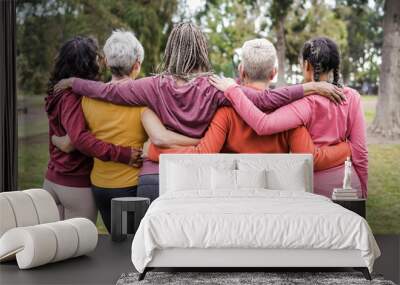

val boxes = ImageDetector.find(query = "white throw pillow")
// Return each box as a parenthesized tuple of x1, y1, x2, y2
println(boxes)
(166, 159, 236, 193)
(211, 169, 268, 191)
(166, 162, 211, 192)
(266, 165, 306, 191)
(211, 168, 237, 190)
(238, 159, 307, 191)
(236, 169, 267, 189)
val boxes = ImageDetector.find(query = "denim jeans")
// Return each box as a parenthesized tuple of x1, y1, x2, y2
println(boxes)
(137, 174, 159, 203)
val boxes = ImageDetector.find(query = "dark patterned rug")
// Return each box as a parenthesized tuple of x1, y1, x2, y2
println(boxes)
(116, 271, 396, 285)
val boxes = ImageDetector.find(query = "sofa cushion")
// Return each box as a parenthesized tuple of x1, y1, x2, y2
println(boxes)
(24, 189, 60, 223)
(0, 190, 60, 238)
(0, 196, 17, 237)
(1, 191, 39, 228)
(0, 218, 97, 269)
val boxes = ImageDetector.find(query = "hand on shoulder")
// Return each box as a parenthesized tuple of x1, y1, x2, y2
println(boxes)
(208, 75, 238, 92)
(54, 77, 76, 93)
(305, 81, 346, 105)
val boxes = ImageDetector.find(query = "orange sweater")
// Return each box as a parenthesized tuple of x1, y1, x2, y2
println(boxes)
(148, 107, 351, 171)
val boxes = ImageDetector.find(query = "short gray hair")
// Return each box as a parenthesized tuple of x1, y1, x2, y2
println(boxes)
(241, 39, 277, 81)
(103, 30, 144, 76)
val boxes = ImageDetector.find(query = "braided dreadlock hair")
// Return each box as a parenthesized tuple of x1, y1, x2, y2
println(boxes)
(158, 22, 212, 81)
(301, 37, 342, 87)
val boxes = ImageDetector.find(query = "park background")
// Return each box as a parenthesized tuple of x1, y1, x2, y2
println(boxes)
(16, 0, 399, 234)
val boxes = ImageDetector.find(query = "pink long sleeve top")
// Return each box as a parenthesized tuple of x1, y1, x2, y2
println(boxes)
(71, 75, 304, 175)
(224, 85, 368, 198)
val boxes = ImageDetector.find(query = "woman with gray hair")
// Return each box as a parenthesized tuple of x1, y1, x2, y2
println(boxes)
(103, 30, 144, 78)
(52, 30, 196, 232)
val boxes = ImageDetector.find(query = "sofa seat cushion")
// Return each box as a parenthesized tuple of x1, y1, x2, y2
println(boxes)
(0, 218, 98, 269)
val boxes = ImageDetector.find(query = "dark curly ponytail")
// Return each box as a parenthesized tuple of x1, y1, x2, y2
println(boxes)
(301, 37, 342, 87)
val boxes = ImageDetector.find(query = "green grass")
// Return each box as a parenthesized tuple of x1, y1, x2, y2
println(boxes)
(96, 214, 108, 235)
(17, 94, 46, 107)
(366, 144, 400, 234)
(360, 95, 378, 101)
(364, 110, 375, 124)
(360, 95, 377, 124)
(18, 119, 48, 138)
(17, 95, 48, 138)
(18, 141, 49, 189)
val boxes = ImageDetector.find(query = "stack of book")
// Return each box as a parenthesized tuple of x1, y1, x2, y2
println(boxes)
(332, 188, 359, 200)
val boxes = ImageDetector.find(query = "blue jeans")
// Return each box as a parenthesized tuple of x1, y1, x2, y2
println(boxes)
(91, 185, 137, 234)
(137, 174, 159, 202)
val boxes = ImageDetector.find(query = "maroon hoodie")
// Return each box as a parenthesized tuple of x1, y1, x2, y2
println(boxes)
(45, 90, 132, 187)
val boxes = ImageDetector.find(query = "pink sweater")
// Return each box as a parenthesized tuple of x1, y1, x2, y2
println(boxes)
(225, 85, 368, 197)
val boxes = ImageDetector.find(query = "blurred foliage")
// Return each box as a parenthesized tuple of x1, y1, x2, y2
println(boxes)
(16, 0, 177, 94)
(195, 0, 382, 86)
(195, 0, 257, 77)
(16, 0, 384, 94)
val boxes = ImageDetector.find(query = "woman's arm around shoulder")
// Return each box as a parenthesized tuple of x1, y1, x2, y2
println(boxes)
(214, 84, 313, 135)
(55, 76, 156, 106)
(146, 107, 232, 162)
(288, 127, 351, 171)
(141, 108, 199, 147)
(213, 76, 345, 112)
(59, 93, 142, 166)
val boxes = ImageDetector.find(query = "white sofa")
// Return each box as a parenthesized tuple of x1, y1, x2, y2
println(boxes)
(0, 189, 98, 269)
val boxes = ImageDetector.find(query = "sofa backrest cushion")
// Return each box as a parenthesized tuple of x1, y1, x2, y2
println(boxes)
(0, 189, 59, 238)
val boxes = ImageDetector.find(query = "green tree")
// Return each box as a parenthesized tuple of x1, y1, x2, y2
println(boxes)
(107, 0, 178, 74)
(268, 0, 294, 86)
(16, 0, 177, 95)
(196, 0, 257, 76)
(334, 1, 383, 86)
(370, 0, 400, 138)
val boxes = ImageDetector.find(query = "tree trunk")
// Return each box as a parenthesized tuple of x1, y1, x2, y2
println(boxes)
(276, 15, 286, 87)
(341, 58, 351, 86)
(370, 0, 400, 138)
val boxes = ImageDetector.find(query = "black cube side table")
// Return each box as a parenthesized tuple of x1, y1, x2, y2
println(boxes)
(332, 199, 366, 218)
(111, 197, 150, 242)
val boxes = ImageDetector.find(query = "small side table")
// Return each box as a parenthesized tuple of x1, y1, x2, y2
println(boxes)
(111, 197, 150, 242)
(332, 199, 366, 218)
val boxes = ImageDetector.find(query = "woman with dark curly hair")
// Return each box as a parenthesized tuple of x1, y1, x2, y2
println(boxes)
(44, 36, 141, 222)
(211, 37, 368, 199)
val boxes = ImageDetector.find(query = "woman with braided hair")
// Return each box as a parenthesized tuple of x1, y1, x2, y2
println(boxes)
(53, 24, 344, 201)
(211, 37, 368, 198)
